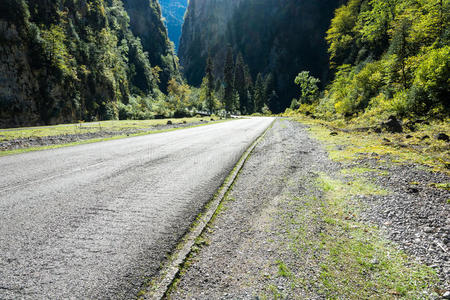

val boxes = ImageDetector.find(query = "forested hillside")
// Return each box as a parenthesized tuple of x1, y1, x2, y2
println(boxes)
(0, 0, 448, 127)
(159, 0, 188, 52)
(290, 0, 449, 123)
(0, 0, 179, 127)
(179, 0, 343, 112)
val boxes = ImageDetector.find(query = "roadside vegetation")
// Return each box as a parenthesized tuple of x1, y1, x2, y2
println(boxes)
(262, 171, 438, 299)
(0, 117, 226, 156)
(285, 0, 448, 129)
(292, 115, 449, 175)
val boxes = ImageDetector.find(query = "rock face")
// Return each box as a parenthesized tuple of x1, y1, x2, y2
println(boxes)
(0, 20, 40, 126)
(178, 0, 344, 112)
(122, 0, 180, 92)
(0, 0, 179, 127)
(382, 116, 403, 133)
(159, 0, 188, 52)
(179, 0, 243, 86)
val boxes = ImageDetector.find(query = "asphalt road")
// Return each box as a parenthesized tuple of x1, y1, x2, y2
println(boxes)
(0, 117, 274, 299)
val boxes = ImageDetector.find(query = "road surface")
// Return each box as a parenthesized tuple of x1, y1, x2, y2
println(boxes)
(0, 117, 274, 299)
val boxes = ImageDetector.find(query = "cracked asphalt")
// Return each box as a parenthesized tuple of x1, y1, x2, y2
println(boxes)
(0, 117, 274, 299)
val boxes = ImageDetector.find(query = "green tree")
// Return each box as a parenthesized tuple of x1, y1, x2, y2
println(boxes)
(264, 73, 276, 110)
(326, 0, 361, 66)
(204, 54, 215, 113)
(223, 46, 235, 113)
(254, 73, 265, 113)
(389, 18, 412, 89)
(294, 71, 320, 104)
(234, 53, 248, 114)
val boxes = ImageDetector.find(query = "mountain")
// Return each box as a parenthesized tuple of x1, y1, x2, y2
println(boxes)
(0, 0, 179, 127)
(159, 0, 188, 52)
(179, 0, 343, 112)
(122, 0, 180, 93)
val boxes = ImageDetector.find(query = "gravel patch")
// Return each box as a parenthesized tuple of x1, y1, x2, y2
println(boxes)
(353, 158, 450, 290)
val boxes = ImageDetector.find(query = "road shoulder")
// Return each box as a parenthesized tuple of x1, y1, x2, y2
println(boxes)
(167, 118, 447, 299)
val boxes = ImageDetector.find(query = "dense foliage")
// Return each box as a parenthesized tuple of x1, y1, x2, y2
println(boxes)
(0, 0, 179, 127)
(292, 0, 449, 123)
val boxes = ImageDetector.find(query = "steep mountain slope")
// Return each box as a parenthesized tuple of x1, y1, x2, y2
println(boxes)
(179, 0, 343, 112)
(179, 0, 243, 87)
(159, 0, 188, 52)
(0, 0, 178, 127)
(122, 0, 180, 93)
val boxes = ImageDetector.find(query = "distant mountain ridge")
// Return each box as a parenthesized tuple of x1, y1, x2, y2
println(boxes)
(159, 0, 188, 52)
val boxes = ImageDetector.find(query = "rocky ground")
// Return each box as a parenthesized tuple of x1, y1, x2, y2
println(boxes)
(0, 120, 213, 151)
(167, 118, 449, 299)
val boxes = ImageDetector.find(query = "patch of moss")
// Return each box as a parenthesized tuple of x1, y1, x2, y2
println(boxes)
(429, 182, 450, 191)
(341, 167, 388, 176)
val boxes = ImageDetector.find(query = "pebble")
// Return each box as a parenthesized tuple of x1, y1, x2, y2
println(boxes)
(423, 226, 434, 233)
(443, 291, 450, 299)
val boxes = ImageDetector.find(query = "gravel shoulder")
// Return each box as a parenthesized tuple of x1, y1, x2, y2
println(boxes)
(168, 118, 449, 299)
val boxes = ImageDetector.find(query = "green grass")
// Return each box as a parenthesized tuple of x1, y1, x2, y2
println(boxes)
(429, 182, 450, 191)
(291, 116, 450, 174)
(273, 172, 438, 299)
(315, 173, 437, 299)
(0, 117, 214, 140)
(0, 118, 229, 157)
(341, 167, 389, 176)
(276, 260, 292, 278)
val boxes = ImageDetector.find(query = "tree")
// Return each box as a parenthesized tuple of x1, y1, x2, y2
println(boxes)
(253, 73, 265, 113)
(389, 18, 412, 89)
(167, 77, 191, 117)
(326, 0, 361, 66)
(234, 53, 248, 114)
(294, 71, 320, 104)
(244, 65, 254, 114)
(223, 46, 235, 113)
(264, 73, 276, 110)
(204, 54, 215, 113)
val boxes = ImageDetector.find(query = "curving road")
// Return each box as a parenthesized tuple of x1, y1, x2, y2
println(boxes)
(0, 117, 274, 299)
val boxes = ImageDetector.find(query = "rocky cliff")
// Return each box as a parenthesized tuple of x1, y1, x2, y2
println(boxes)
(179, 0, 344, 112)
(122, 0, 180, 93)
(179, 0, 243, 86)
(0, 0, 179, 127)
(159, 0, 188, 52)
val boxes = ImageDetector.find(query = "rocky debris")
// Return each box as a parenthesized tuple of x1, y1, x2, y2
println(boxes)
(357, 157, 450, 291)
(436, 133, 449, 142)
(381, 115, 403, 133)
